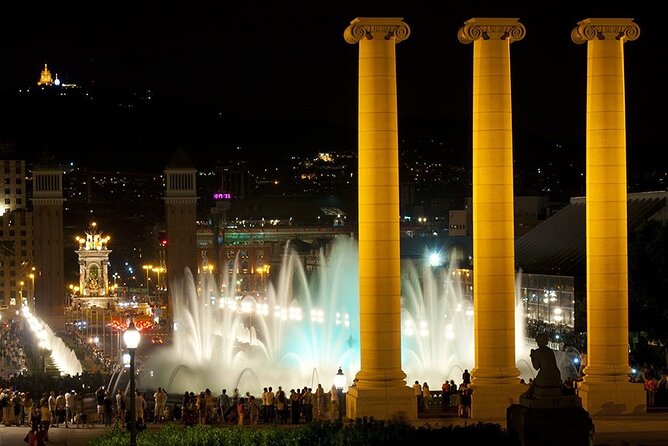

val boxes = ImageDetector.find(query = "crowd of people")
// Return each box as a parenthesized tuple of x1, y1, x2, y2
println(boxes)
(0, 317, 28, 380)
(412, 369, 474, 418)
(171, 384, 346, 427)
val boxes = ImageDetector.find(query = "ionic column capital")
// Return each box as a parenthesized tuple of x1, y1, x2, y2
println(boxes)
(571, 18, 640, 44)
(344, 17, 410, 44)
(458, 18, 526, 44)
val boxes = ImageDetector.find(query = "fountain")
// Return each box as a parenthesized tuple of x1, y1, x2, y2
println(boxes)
(22, 307, 84, 376)
(148, 236, 360, 394)
(145, 235, 576, 396)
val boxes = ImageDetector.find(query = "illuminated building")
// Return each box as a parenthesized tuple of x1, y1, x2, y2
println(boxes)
(73, 222, 115, 308)
(0, 154, 34, 308)
(37, 63, 54, 86)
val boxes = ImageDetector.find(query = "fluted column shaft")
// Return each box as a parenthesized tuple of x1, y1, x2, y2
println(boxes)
(345, 17, 410, 389)
(459, 18, 525, 386)
(572, 18, 640, 384)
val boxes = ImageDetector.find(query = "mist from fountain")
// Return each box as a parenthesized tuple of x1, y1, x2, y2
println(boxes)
(146, 235, 566, 395)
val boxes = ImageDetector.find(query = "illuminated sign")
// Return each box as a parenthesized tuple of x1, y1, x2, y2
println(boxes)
(213, 192, 232, 200)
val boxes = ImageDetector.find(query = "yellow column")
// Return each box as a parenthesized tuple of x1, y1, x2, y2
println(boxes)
(344, 17, 416, 421)
(572, 18, 644, 415)
(458, 18, 526, 419)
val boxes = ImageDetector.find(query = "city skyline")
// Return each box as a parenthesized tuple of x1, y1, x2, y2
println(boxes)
(0, 2, 665, 176)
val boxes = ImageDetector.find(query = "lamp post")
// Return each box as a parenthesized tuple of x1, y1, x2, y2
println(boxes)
(142, 265, 153, 299)
(28, 272, 35, 310)
(333, 366, 345, 423)
(123, 321, 140, 446)
(152, 266, 165, 304)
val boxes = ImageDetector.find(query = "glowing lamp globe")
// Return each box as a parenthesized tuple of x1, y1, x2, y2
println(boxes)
(333, 367, 345, 390)
(123, 322, 140, 349)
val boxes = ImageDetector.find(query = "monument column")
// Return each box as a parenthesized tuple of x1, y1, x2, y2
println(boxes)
(572, 18, 644, 415)
(344, 17, 416, 420)
(458, 18, 526, 419)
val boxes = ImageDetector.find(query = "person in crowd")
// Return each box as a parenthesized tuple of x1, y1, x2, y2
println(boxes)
(48, 391, 58, 427)
(95, 386, 106, 424)
(115, 390, 125, 426)
(462, 369, 471, 385)
(153, 387, 167, 424)
(248, 395, 259, 427)
(459, 383, 472, 418)
(412, 380, 422, 413)
(314, 384, 325, 417)
(422, 382, 431, 412)
(236, 397, 245, 426)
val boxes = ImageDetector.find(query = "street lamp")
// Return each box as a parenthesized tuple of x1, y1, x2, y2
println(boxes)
(28, 272, 35, 309)
(152, 266, 165, 303)
(333, 366, 346, 423)
(123, 321, 141, 446)
(142, 265, 153, 298)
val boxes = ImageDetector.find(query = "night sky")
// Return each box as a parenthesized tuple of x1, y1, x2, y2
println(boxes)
(0, 1, 664, 170)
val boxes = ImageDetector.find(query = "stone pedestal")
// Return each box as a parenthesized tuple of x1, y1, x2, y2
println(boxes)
(507, 395, 594, 446)
(346, 385, 416, 421)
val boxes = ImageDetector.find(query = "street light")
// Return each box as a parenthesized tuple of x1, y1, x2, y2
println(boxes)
(123, 321, 141, 446)
(142, 265, 153, 298)
(333, 366, 346, 423)
(152, 266, 165, 303)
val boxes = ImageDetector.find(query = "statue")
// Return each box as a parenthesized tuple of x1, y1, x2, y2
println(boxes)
(522, 333, 563, 399)
(510, 335, 592, 445)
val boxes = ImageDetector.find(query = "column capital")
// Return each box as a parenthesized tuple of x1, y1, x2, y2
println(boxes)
(458, 18, 525, 44)
(344, 17, 410, 44)
(571, 18, 640, 44)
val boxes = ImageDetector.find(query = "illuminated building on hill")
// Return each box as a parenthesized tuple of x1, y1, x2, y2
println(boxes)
(37, 64, 54, 86)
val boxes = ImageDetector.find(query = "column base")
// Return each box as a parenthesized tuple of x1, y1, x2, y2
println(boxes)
(346, 385, 417, 421)
(471, 382, 527, 419)
(578, 380, 645, 415)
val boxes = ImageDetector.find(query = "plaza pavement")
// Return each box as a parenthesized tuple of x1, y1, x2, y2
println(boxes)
(1, 413, 667, 445)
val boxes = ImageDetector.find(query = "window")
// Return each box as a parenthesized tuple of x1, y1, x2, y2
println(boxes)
(4, 198, 10, 205)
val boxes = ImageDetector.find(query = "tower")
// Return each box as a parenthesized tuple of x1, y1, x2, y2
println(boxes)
(164, 148, 198, 327)
(32, 163, 65, 326)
